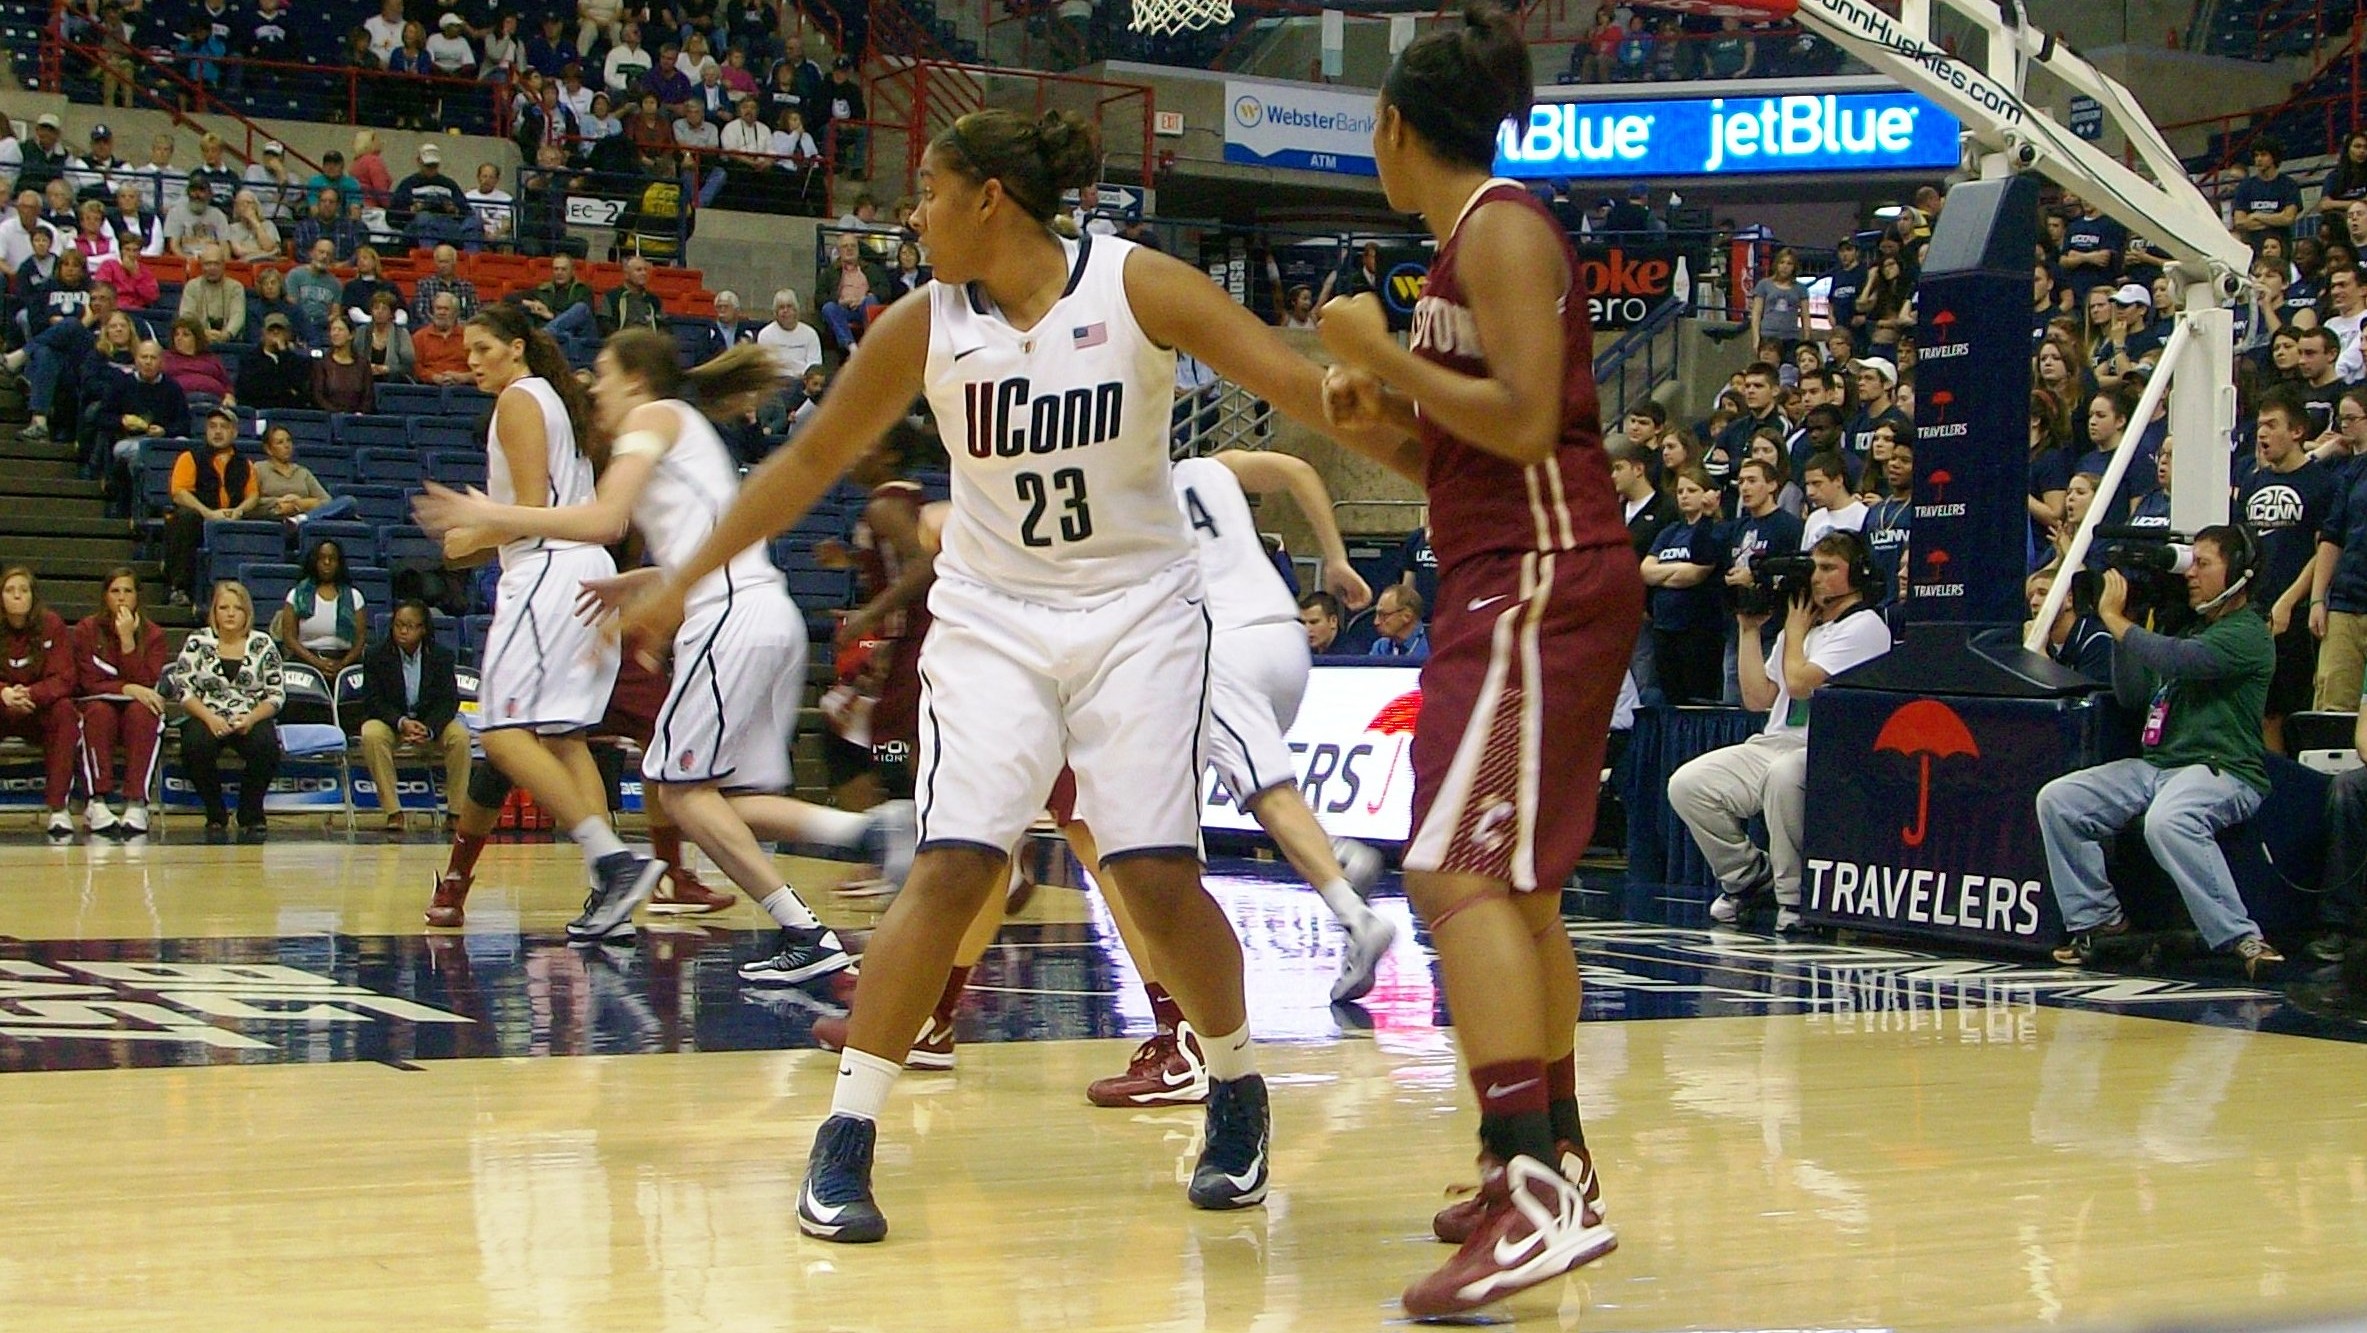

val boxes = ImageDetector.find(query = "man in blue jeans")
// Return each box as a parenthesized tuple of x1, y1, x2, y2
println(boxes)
(2036, 525, 2285, 976)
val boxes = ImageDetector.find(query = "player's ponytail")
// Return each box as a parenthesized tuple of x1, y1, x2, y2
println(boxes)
(934, 108, 1103, 226)
(469, 304, 604, 473)
(1381, 1, 1530, 171)
(606, 327, 786, 421)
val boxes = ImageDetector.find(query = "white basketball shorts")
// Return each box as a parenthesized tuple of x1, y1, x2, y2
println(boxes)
(1204, 619, 1309, 811)
(915, 557, 1211, 861)
(479, 544, 620, 736)
(642, 580, 807, 792)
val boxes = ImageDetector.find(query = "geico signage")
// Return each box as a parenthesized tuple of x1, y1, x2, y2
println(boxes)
(1201, 665, 1420, 843)
(1496, 91, 1959, 181)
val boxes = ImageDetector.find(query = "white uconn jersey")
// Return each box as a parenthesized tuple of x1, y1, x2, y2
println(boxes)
(631, 400, 785, 609)
(922, 234, 1191, 603)
(486, 376, 599, 569)
(1171, 456, 1296, 632)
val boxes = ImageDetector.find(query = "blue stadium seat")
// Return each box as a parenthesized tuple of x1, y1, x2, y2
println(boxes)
(355, 448, 423, 487)
(205, 520, 289, 571)
(137, 440, 190, 516)
(442, 386, 495, 416)
(459, 613, 494, 666)
(377, 525, 443, 571)
(349, 565, 393, 615)
(423, 450, 488, 488)
(237, 562, 302, 610)
(265, 410, 335, 445)
(787, 568, 854, 606)
(305, 454, 357, 489)
(410, 420, 477, 452)
(346, 485, 412, 529)
(334, 414, 412, 449)
(374, 384, 444, 415)
(299, 520, 378, 566)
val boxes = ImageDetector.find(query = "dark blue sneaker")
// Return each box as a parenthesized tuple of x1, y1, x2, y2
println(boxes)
(798, 1114, 887, 1243)
(1187, 1074, 1270, 1210)
(567, 851, 665, 942)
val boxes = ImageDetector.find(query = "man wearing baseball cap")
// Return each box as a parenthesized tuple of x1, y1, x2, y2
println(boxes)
(15, 114, 72, 197)
(1843, 357, 1910, 477)
(391, 142, 466, 239)
(68, 124, 124, 200)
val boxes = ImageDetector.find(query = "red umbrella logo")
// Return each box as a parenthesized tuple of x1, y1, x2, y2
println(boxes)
(1362, 689, 1423, 814)
(1929, 309, 1956, 334)
(1927, 468, 1953, 503)
(1873, 699, 1979, 848)
(1927, 388, 1954, 423)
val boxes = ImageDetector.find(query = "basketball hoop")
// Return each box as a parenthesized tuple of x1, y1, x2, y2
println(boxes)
(1129, 0, 1233, 38)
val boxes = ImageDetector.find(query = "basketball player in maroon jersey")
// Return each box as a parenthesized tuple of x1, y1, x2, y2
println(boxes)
(824, 431, 934, 810)
(1317, 2, 1636, 1316)
(426, 651, 736, 927)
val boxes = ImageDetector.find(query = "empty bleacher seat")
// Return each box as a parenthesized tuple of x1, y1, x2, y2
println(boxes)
(238, 562, 302, 609)
(267, 410, 335, 446)
(377, 525, 443, 570)
(346, 485, 413, 529)
(374, 384, 444, 415)
(299, 520, 378, 566)
(205, 521, 290, 578)
(334, 414, 412, 449)
(787, 568, 854, 606)
(355, 448, 422, 487)
(423, 451, 487, 488)
(349, 565, 393, 615)
(410, 420, 478, 452)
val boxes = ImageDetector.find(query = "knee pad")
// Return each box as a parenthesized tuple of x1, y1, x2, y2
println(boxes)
(467, 762, 514, 811)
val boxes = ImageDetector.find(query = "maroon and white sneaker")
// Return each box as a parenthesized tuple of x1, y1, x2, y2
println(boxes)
(1085, 1024, 1209, 1107)
(646, 865, 737, 914)
(1402, 1154, 1616, 1320)
(424, 871, 471, 928)
(812, 1012, 958, 1071)
(1433, 1141, 1603, 1243)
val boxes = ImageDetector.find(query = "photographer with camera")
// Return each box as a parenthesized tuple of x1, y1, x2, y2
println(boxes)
(2036, 525, 2284, 976)
(1668, 531, 1893, 932)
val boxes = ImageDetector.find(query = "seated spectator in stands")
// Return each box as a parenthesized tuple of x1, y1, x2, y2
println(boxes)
(94, 244, 156, 312)
(161, 405, 255, 603)
(363, 0, 407, 63)
(1367, 584, 1429, 661)
(672, 101, 728, 207)
(1, 191, 64, 274)
(175, 245, 247, 347)
(392, 145, 468, 238)
(311, 315, 375, 413)
(41, 177, 77, 234)
(515, 252, 599, 360)
(1670, 531, 1893, 931)
(600, 254, 665, 333)
(583, 92, 624, 141)
(304, 150, 364, 214)
(691, 61, 733, 122)
(272, 537, 368, 678)
(1745, 436, 1803, 518)
(106, 183, 163, 259)
(786, 362, 828, 431)
(885, 240, 929, 303)
(11, 278, 113, 445)
(95, 333, 183, 496)
(0, 567, 81, 839)
(1798, 453, 1867, 549)
(675, 29, 720, 83)
(353, 599, 469, 834)
(757, 287, 822, 377)
(527, 13, 580, 77)
(690, 288, 751, 361)
(252, 423, 345, 522)
(818, 232, 884, 349)
(282, 240, 341, 344)
(168, 579, 284, 840)
(1298, 591, 1342, 654)
(514, 79, 584, 164)
(292, 191, 364, 266)
(236, 314, 313, 411)
(189, 135, 241, 205)
(558, 62, 598, 120)
(427, 12, 477, 77)
(74, 567, 168, 836)
(350, 132, 394, 209)
(163, 178, 231, 261)
(1641, 466, 1727, 705)
(480, 13, 525, 83)
(412, 292, 473, 385)
(246, 142, 301, 223)
(464, 164, 516, 250)
(225, 191, 281, 265)
(341, 247, 404, 325)
(2038, 527, 2282, 974)
(409, 243, 478, 325)
(247, 266, 301, 336)
(70, 197, 120, 266)
(363, 289, 416, 381)
(605, 21, 654, 93)
(22, 244, 88, 341)
(161, 316, 235, 401)
(175, 16, 229, 103)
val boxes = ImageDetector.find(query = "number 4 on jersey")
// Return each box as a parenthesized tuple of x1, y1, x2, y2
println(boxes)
(1183, 486, 1220, 538)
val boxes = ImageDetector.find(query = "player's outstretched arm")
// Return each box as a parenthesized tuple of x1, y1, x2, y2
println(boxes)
(617, 293, 930, 653)
(1123, 244, 1423, 481)
(1211, 449, 1371, 611)
(1316, 199, 1570, 467)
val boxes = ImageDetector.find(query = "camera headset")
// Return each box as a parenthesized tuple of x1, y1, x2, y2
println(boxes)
(2191, 522, 2261, 616)
(1820, 527, 1883, 603)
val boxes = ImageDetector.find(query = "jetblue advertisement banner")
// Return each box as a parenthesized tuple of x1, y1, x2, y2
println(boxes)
(1498, 91, 1960, 180)
(1802, 690, 2107, 953)
(1905, 270, 2032, 628)
(1226, 84, 1958, 180)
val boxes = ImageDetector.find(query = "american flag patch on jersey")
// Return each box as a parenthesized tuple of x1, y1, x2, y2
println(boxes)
(1072, 323, 1107, 348)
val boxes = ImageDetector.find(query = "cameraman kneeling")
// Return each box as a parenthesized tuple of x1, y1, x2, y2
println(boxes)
(2037, 525, 2284, 975)
(1669, 531, 1892, 932)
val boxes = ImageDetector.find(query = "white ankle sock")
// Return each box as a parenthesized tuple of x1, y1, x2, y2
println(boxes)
(761, 886, 822, 930)
(1312, 875, 1365, 925)
(831, 1047, 901, 1122)
(573, 818, 627, 869)
(1199, 1022, 1256, 1082)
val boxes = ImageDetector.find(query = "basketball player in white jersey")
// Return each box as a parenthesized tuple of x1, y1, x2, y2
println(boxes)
(437, 306, 657, 943)
(617, 108, 1404, 1244)
(417, 330, 918, 982)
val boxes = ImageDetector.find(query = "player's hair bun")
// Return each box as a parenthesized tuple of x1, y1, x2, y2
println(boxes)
(1033, 110, 1103, 195)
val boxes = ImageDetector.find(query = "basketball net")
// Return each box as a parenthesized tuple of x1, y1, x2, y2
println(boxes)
(1130, 0, 1233, 38)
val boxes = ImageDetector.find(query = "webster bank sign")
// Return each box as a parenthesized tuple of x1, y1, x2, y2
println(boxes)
(1224, 80, 1958, 180)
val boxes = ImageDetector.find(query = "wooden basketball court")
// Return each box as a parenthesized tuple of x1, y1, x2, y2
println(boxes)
(3, 830, 2364, 1330)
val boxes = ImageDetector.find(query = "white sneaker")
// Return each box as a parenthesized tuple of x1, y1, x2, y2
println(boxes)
(121, 803, 150, 836)
(85, 802, 119, 836)
(1775, 907, 1805, 934)
(1331, 906, 1398, 1004)
(1332, 838, 1385, 900)
(45, 810, 74, 840)
(1707, 892, 1743, 925)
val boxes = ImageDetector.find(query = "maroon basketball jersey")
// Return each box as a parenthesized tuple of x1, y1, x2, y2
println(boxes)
(1409, 180, 1629, 572)
(852, 479, 928, 640)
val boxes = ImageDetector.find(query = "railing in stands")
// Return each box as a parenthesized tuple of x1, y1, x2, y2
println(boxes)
(41, 20, 516, 150)
(860, 60, 1154, 196)
(1592, 295, 1687, 428)
(2159, 23, 2364, 177)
